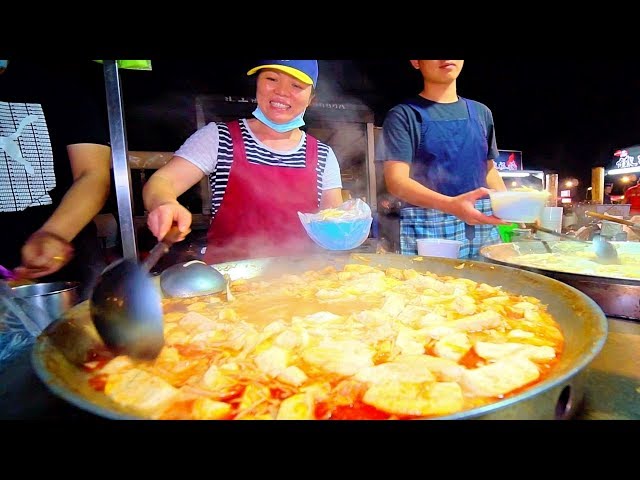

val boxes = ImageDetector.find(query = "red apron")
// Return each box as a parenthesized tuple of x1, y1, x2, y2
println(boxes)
(204, 120, 320, 264)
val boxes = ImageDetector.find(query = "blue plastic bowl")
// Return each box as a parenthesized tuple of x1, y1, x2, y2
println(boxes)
(305, 217, 372, 251)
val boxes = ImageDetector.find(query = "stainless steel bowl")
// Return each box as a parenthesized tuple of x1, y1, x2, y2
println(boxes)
(11, 282, 80, 326)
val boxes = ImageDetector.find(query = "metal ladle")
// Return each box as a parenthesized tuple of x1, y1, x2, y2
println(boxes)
(159, 260, 226, 298)
(529, 224, 620, 264)
(90, 226, 187, 360)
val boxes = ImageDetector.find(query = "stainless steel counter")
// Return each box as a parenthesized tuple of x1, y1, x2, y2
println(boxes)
(1, 315, 638, 420)
(575, 317, 640, 420)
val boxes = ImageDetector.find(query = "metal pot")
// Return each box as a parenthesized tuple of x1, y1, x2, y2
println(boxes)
(12, 281, 80, 326)
(30, 253, 607, 420)
(480, 241, 640, 321)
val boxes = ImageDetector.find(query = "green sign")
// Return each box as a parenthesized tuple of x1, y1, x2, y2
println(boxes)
(94, 60, 152, 71)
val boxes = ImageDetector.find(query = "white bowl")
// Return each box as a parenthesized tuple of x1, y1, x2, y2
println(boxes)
(489, 190, 549, 223)
(416, 238, 463, 258)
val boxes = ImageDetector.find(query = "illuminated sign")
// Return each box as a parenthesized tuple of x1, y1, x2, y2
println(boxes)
(614, 147, 640, 169)
(222, 96, 365, 111)
(495, 150, 523, 171)
(560, 190, 571, 197)
(608, 145, 640, 174)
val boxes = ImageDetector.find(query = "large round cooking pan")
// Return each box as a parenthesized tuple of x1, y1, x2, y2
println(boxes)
(480, 241, 640, 321)
(31, 252, 608, 420)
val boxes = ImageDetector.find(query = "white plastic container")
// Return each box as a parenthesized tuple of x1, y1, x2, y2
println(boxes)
(416, 238, 463, 258)
(489, 190, 549, 223)
(537, 206, 564, 240)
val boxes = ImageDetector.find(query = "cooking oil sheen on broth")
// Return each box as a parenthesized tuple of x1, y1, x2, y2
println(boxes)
(84, 263, 564, 420)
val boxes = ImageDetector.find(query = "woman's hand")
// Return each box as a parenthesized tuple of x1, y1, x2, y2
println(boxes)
(14, 230, 74, 279)
(147, 201, 192, 242)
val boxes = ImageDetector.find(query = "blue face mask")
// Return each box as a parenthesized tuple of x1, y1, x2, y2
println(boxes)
(0, 60, 8, 70)
(252, 106, 306, 133)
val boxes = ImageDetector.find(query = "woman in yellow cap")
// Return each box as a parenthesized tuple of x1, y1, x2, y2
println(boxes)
(143, 60, 344, 263)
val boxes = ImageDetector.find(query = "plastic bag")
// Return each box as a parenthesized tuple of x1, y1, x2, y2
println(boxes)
(0, 282, 43, 364)
(0, 304, 36, 363)
(298, 198, 373, 251)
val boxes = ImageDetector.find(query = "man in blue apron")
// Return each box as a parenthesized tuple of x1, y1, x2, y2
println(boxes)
(380, 60, 508, 259)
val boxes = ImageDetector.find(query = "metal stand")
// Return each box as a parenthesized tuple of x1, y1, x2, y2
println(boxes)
(103, 61, 137, 260)
(365, 122, 377, 218)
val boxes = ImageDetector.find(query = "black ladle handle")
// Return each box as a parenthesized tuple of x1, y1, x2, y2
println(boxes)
(141, 226, 190, 273)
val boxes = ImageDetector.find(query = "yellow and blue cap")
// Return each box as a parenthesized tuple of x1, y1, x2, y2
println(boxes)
(247, 60, 318, 87)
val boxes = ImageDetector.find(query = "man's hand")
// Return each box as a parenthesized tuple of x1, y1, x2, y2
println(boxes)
(14, 230, 74, 279)
(446, 188, 512, 225)
(146, 201, 192, 242)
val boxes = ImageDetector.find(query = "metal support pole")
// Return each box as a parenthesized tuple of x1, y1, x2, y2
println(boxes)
(365, 122, 377, 214)
(103, 61, 138, 259)
(194, 97, 211, 215)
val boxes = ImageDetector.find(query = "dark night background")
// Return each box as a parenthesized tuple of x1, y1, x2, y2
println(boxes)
(97, 59, 640, 199)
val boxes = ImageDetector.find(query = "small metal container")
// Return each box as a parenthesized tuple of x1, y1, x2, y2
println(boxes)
(11, 282, 80, 326)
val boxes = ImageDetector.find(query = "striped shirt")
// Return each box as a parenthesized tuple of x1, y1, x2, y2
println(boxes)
(175, 118, 342, 219)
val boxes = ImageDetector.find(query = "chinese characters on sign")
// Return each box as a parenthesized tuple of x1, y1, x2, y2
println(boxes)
(495, 150, 523, 171)
(614, 149, 640, 169)
(223, 97, 348, 110)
